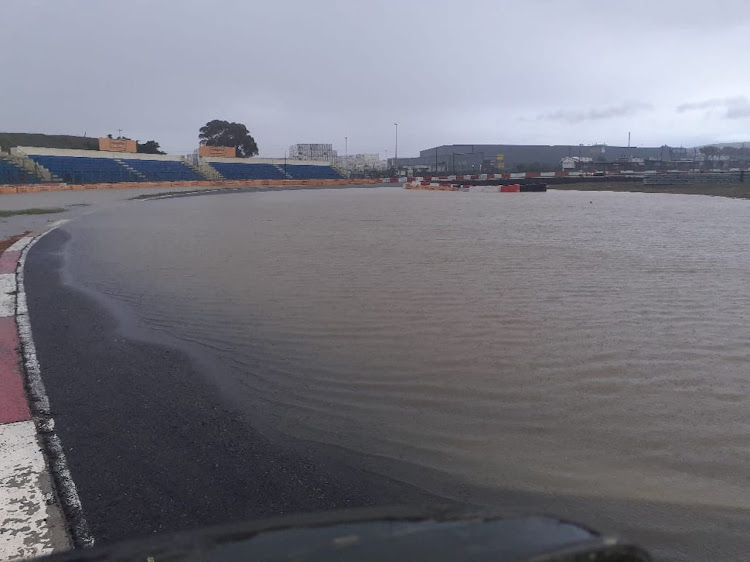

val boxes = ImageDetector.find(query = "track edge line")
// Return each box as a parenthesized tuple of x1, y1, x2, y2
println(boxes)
(15, 221, 96, 549)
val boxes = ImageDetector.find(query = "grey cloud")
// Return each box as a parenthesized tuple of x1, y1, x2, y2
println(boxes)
(2, 0, 750, 155)
(726, 104, 750, 119)
(538, 102, 653, 124)
(676, 97, 750, 119)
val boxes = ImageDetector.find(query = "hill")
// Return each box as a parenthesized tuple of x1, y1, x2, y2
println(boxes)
(693, 142, 750, 149)
(0, 132, 98, 153)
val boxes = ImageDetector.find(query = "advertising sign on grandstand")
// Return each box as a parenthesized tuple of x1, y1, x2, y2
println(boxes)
(98, 137, 137, 153)
(199, 146, 236, 158)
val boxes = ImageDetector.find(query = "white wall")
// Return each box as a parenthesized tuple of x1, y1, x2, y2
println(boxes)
(12, 147, 183, 161)
(202, 157, 332, 167)
(9, 147, 337, 168)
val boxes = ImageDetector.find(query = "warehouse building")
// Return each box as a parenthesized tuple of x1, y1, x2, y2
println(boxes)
(391, 144, 692, 175)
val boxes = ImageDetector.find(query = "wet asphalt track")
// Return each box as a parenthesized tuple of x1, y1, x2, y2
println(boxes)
(25, 226, 438, 545)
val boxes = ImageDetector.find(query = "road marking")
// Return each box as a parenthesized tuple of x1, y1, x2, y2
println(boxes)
(16, 226, 95, 549)
(0, 222, 94, 560)
(0, 316, 31, 425)
(0, 273, 17, 317)
(6, 236, 33, 253)
(0, 420, 70, 561)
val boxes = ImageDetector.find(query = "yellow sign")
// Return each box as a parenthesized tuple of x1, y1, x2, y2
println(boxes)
(199, 146, 236, 158)
(98, 138, 137, 153)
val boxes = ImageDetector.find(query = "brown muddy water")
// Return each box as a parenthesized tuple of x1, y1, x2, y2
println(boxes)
(61, 187, 750, 560)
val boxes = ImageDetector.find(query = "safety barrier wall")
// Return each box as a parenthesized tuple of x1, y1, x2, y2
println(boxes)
(403, 170, 749, 182)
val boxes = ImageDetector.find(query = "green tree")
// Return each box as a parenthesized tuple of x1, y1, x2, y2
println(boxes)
(199, 120, 259, 157)
(137, 140, 166, 154)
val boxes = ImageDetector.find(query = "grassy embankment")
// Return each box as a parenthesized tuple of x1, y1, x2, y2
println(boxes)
(0, 132, 96, 153)
(0, 208, 67, 218)
(551, 181, 750, 199)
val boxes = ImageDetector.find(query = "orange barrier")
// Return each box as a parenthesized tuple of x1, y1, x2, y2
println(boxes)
(500, 184, 521, 192)
(0, 177, 383, 195)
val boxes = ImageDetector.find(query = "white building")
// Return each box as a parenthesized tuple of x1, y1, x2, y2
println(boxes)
(288, 143, 338, 162)
(561, 156, 593, 170)
(338, 153, 385, 172)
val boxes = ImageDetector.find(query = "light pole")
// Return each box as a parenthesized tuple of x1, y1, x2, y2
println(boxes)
(345, 136, 348, 177)
(394, 123, 398, 171)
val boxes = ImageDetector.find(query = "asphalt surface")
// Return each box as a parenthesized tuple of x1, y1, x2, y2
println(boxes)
(25, 227, 438, 545)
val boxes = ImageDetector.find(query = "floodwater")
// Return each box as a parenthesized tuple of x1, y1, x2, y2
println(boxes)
(62, 187, 750, 560)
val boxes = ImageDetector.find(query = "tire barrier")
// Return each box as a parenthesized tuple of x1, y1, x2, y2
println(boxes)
(520, 183, 547, 192)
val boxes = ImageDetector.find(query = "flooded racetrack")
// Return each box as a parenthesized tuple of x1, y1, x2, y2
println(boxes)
(61, 187, 750, 560)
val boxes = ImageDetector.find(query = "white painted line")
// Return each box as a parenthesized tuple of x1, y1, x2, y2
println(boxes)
(6, 236, 34, 253)
(0, 273, 17, 317)
(16, 226, 94, 549)
(47, 219, 70, 229)
(0, 420, 71, 561)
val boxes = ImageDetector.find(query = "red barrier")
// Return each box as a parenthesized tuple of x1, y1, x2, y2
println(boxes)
(500, 184, 520, 193)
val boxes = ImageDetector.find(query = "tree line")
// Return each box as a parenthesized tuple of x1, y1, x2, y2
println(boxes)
(108, 119, 260, 157)
(699, 145, 750, 159)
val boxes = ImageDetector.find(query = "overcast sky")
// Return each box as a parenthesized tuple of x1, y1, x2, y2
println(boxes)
(2, 0, 749, 157)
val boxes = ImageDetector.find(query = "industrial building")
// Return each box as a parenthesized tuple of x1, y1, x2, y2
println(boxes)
(391, 144, 695, 175)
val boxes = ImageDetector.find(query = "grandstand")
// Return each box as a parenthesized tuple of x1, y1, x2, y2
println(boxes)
(203, 158, 342, 181)
(16, 148, 207, 184)
(209, 161, 286, 180)
(120, 158, 203, 182)
(0, 156, 42, 184)
(0, 141, 350, 186)
(29, 155, 140, 184)
(285, 164, 343, 180)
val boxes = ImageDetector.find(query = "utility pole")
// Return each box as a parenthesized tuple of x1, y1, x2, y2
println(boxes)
(117, 128, 123, 138)
(394, 123, 398, 169)
(628, 131, 631, 148)
(345, 136, 348, 177)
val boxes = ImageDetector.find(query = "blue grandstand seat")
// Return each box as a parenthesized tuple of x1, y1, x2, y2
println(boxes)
(285, 165, 343, 180)
(28, 155, 140, 184)
(120, 159, 204, 182)
(210, 162, 286, 180)
(0, 158, 42, 184)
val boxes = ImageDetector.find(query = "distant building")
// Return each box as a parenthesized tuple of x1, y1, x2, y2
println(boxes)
(339, 153, 385, 172)
(289, 143, 337, 162)
(561, 156, 593, 170)
(392, 144, 694, 174)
